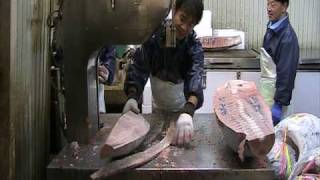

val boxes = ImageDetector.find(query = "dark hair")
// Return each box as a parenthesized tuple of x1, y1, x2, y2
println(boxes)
(275, 0, 289, 6)
(175, 0, 204, 24)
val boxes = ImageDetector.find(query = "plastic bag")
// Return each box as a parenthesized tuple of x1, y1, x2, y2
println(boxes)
(268, 113, 320, 179)
(289, 147, 320, 180)
(276, 113, 320, 159)
(267, 130, 297, 179)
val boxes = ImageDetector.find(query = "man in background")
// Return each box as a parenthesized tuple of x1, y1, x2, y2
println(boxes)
(262, 0, 299, 125)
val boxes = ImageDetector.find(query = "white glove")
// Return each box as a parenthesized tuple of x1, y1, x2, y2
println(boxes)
(173, 113, 194, 145)
(122, 98, 140, 114)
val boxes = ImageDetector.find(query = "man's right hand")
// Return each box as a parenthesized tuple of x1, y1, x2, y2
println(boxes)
(98, 65, 109, 84)
(122, 98, 140, 114)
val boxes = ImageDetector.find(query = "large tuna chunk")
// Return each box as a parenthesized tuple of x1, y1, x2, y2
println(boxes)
(199, 35, 242, 51)
(213, 80, 275, 166)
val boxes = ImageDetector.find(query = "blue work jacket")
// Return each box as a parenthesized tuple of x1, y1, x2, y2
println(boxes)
(124, 25, 204, 109)
(263, 16, 299, 106)
(99, 46, 116, 85)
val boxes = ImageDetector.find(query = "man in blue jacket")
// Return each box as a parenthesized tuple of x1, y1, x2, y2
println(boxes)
(122, 0, 204, 146)
(263, 0, 299, 125)
(98, 46, 116, 113)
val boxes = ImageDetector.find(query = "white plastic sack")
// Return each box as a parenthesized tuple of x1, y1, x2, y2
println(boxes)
(267, 138, 297, 179)
(276, 113, 320, 159)
(268, 113, 320, 179)
(289, 147, 320, 180)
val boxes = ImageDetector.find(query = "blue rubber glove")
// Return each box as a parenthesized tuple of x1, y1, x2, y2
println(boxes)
(271, 102, 283, 126)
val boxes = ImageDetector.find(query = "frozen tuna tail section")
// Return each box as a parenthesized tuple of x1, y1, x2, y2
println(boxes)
(213, 80, 275, 165)
(267, 113, 320, 179)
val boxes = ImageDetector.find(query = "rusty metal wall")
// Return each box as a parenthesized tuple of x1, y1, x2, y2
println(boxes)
(10, 0, 51, 179)
(203, 0, 320, 50)
(0, 0, 15, 179)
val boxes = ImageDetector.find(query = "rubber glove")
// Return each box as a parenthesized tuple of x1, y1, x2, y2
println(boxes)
(173, 113, 194, 145)
(122, 98, 140, 114)
(271, 102, 282, 126)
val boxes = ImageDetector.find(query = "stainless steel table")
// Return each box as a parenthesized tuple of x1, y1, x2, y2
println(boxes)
(47, 113, 275, 180)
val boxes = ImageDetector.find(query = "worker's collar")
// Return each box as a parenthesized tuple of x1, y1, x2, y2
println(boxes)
(267, 14, 289, 34)
(176, 35, 188, 46)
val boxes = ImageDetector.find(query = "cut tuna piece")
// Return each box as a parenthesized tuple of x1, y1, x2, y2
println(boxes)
(91, 122, 175, 179)
(100, 111, 150, 159)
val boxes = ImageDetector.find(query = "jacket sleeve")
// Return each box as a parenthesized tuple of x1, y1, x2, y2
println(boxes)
(274, 35, 299, 106)
(184, 36, 204, 109)
(100, 46, 117, 85)
(124, 44, 151, 101)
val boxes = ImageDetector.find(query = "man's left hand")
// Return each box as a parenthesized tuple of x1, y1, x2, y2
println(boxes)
(172, 113, 194, 146)
(98, 65, 109, 84)
(271, 102, 282, 126)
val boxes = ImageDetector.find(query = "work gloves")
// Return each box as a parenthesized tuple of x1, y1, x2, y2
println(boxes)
(172, 102, 196, 146)
(98, 65, 109, 84)
(122, 98, 140, 114)
(271, 102, 282, 126)
(173, 113, 194, 145)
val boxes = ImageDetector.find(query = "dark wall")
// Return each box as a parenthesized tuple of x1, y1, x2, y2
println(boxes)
(0, 0, 51, 180)
(0, 0, 14, 179)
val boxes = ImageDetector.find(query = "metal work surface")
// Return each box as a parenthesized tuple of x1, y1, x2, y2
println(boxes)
(204, 50, 260, 70)
(205, 50, 258, 59)
(204, 49, 320, 71)
(47, 114, 275, 180)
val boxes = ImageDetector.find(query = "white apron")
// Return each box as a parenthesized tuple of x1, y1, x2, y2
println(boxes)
(98, 83, 106, 113)
(150, 76, 186, 112)
(260, 47, 277, 107)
